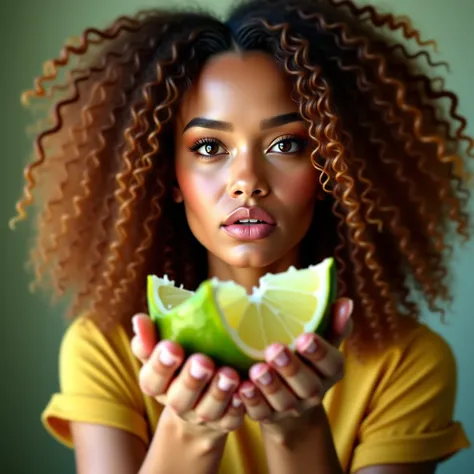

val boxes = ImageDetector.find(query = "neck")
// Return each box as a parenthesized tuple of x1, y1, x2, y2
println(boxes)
(207, 248, 300, 293)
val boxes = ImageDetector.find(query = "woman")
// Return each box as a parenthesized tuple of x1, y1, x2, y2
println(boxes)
(11, 0, 471, 472)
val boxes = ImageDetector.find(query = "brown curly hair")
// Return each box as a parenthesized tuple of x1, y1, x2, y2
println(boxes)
(10, 0, 473, 351)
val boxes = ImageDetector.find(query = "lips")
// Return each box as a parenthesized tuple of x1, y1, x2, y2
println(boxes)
(222, 207, 276, 226)
(221, 207, 276, 241)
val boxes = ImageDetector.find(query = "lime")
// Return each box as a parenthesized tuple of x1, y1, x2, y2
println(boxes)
(147, 257, 337, 372)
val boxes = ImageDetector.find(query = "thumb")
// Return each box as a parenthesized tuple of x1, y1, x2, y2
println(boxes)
(331, 298, 354, 348)
(131, 313, 158, 363)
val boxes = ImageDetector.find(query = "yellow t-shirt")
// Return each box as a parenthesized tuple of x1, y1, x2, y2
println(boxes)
(42, 317, 470, 473)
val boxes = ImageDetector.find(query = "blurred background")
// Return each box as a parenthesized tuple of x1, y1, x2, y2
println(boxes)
(1, 0, 472, 472)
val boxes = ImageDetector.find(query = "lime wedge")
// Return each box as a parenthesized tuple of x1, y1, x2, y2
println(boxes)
(147, 257, 336, 372)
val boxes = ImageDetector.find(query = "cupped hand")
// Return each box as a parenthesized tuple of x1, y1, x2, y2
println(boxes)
(238, 298, 353, 431)
(130, 314, 245, 438)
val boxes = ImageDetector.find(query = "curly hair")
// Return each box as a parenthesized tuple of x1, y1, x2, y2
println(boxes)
(11, 0, 473, 352)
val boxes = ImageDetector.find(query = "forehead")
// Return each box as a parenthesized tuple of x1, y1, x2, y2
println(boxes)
(178, 52, 296, 123)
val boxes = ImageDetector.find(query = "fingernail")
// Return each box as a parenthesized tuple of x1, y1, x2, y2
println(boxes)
(241, 386, 256, 398)
(301, 336, 317, 354)
(132, 316, 139, 335)
(256, 370, 272, 386)
(190, 359, 212, 380)
(232, 397, 242, 408)
(217, 373, 237, 391)
(158, 346, 179, 367)
(271, 348, 290, 367)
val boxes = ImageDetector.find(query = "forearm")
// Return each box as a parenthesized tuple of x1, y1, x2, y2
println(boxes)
(260, 406, 343, 474)
(139, 408, 227, 474)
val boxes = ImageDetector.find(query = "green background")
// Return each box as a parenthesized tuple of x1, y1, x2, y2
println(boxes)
(1, 0, 472, 472)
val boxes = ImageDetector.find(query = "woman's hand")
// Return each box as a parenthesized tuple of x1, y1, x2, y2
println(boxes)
(238, 298, 353, 436)
(130, 314, 245, 441)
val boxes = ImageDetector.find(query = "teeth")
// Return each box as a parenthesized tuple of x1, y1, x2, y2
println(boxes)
(238, 219, 261, 224)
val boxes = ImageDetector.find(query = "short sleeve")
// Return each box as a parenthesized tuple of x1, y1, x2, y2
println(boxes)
(351, 327, 470, 472)
(42, 317, 150, 448)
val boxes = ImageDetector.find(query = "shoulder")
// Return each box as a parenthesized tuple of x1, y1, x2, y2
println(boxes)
(57, 315, 140, 393)
(344, 319, 460, 429)
(342, 319, 460, 422)
(60, 315, 133, 361)
(395, 319, 455, 360)
(380, 320, 456, 382)
(346, 319, 457, 380)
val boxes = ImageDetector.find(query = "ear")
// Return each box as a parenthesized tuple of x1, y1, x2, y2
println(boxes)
(172, 186, 184, 203)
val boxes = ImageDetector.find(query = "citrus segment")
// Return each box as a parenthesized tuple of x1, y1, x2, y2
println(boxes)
(235, 305, 266, 352)
(262, 289, 319, 322)
(147, 275, 192, 315)
(277, 315, 306, 339)
(259, 304, 294, 346)
(215, 283, 248, 329)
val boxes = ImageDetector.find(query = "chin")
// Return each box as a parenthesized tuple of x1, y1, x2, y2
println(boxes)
(224, 247, 284, 269)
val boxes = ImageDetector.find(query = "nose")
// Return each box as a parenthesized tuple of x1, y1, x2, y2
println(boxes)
(227, 149, 269, 199)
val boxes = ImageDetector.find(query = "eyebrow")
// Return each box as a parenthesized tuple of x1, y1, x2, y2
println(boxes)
(260, 112, 303, 130)
(183, 118, 233, 133)
(182, 112, 303, 134)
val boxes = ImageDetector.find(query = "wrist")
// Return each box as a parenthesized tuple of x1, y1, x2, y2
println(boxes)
(140, 405, 228, 474)
(259, 406, 343, 474)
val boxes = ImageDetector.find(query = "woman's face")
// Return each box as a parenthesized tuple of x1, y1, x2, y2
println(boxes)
(174, 51, 320, 272)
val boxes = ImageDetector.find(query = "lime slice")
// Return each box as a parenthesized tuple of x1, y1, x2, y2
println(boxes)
(147, 257, 337, 372)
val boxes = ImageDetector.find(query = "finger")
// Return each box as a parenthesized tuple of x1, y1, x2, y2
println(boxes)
(296, 333, 345, 382)
(249, 363, 298, 412)
(264, 344, 322, 399)
(138, 341, 184, 397)
(239, 381, 273, 422)
(131, 335, 149, 364)
(131, 313, 158, 363)
(167, 354, 215, 416)
(329, 298, 353, 347)
(195, 367, 240, 422)
(216, 394, 245, 433)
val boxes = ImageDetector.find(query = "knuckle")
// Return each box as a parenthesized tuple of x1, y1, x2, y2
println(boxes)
(248, 407, 272, 422)
(203, 414, 220, 423)
(169, 402, 187, 417)
(195, 408, 219, 422)
(195, 414, 212, 424)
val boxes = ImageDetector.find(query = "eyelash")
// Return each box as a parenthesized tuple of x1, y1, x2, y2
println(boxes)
(188, 138, 225, 159)
(188, 135, 308, 159)
(270, 135, 308, 154)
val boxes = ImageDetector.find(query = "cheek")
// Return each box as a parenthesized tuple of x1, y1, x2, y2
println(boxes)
(278, 166, 320, 209)
(175, 162, 221, 216)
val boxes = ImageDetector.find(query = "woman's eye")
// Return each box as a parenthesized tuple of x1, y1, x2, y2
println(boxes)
(192, 140, 227, 157)
(268, 137, 306, 154)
